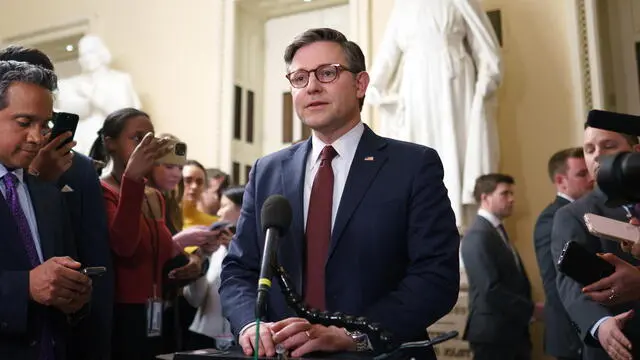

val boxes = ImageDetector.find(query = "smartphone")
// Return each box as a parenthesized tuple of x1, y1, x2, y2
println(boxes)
(584, 213, 640, 246)
(155, 138, 187, 166)
(81, 266, 106, 278)
(49, 112, 79, 150)
(557, 241, 615, 286)
(209, 221, 231, 231)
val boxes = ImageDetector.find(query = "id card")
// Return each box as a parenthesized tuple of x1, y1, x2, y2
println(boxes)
(146, 298, 163, 337)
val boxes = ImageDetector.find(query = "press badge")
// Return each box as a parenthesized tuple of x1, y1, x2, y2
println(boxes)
(146, 298, 163, 337)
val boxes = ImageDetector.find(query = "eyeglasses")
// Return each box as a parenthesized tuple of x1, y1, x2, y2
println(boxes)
(285, 64, 356, 88)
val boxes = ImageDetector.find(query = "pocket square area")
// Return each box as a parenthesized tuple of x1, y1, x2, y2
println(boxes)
(61, 185, 74, 193)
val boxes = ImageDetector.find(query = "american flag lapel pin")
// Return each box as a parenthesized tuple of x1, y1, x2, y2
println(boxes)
(364, 156, 374, 161)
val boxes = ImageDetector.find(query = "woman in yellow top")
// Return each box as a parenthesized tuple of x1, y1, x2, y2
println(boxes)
(182, 160, 219, 229)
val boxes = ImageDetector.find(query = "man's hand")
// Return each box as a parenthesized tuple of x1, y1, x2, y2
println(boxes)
(169, 253, 203, 280)
(598, 310, 634, 360)
(29, 257, 92, 313)
(30, 132, 76, 182)
(271, 318, 355, 358)
(582, 253, 640, 305)
(239, 322, 276, 357)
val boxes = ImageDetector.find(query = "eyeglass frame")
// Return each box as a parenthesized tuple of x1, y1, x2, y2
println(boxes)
(285, 63, 358, 88)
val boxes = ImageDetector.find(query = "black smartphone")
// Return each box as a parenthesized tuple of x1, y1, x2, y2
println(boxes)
(49, 112, 79, 150)
(557, 241, 615, 286)
(209, 221, 231, 231)
(81, 266, 106, 278)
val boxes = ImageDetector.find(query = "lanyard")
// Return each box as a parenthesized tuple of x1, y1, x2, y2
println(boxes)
(111, 173, 161, 298)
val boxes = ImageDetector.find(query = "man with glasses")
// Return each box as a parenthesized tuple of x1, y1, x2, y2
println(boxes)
(220, 28, 460, 360)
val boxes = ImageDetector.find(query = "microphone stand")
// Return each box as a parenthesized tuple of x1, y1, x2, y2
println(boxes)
(273, 265, 457, 359)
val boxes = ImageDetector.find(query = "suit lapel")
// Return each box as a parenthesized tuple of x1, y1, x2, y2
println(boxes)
(329, 126, 388, 259)
(24, 175, 54, 261)
(280, 140, 311, 290)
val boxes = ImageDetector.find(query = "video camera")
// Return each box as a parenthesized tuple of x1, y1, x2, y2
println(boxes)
(586, 110, 640, 207)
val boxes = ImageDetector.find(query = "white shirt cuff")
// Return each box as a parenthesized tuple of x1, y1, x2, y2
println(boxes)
(239, 321, 257, 336)
(590, 316, 612, 339)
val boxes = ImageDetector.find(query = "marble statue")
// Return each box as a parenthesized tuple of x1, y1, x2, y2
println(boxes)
(366, 0, 503, 228)
(56, 34, 141, 155)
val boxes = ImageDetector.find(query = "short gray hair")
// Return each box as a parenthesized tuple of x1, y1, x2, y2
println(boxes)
(0, 60, 57, 110)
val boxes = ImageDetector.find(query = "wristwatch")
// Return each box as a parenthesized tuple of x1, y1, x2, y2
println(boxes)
(344, 329, 369, 352)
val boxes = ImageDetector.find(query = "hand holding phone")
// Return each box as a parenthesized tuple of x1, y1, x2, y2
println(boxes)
(49, 112, 79, 151)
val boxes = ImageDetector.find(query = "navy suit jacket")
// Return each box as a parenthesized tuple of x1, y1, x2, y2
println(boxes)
(58, 153, 113, 360)
(0, 173, 77, 360)
(220, 125, 460, 353)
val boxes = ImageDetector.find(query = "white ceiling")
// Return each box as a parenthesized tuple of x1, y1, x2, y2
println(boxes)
(235, 0, 348, 19)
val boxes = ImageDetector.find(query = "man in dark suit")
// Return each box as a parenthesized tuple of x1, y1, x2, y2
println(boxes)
(461, 173, 541, 360)
(0, 60, 92, 359)
(551, 124, 640, 360)
(0, 45, 114, 360)
(534, 147, 593, 360)
(219, 28, 460, 359)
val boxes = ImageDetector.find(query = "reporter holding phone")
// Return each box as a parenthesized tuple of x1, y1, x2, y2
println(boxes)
(183, 186, 244, 350)
(89, 108, 203, 359)
(0, 45, 114, 360)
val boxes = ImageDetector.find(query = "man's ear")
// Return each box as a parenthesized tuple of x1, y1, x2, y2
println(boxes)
(633, 143, 640, 153)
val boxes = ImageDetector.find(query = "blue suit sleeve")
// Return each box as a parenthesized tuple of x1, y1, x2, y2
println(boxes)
(0, 270, 30, 335)
(364, 148, 460, 341)
(220, 160, 262, 334)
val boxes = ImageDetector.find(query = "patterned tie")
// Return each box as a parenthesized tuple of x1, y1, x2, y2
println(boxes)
(497, 224, 521, 269)
(2, 173, 54, 360)
(304, 145, 338, 311)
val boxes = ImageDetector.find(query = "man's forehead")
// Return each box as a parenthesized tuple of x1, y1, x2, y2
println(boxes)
(584, 127, 626, 142)
(289, 41, 345, 70)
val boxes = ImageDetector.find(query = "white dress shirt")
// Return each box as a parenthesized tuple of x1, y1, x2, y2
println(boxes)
(303, 122, 365, 231)
(557, 192, 575, 203)
(0, 164, 44, 262)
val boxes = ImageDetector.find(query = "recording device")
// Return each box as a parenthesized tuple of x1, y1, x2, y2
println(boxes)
(49, 112, 79, 150)
(81, 266, 106, 278)
(557, 240, 615, 286)
(156, 138, 187, 166)
(587, 110, 640, 207)
(584, 213, 640, 246)
(256, 195, 292, 319)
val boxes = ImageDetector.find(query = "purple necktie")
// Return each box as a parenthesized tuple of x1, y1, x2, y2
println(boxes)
(2, 173, 55, 360)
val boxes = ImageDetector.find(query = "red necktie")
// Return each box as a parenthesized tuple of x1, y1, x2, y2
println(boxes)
(304, 145, 338, 311)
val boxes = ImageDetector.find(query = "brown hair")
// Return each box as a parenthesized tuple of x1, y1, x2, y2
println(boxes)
(547, 147, 584, 182)
(284, 28, 366, 109)
(473, 173, 515, 203)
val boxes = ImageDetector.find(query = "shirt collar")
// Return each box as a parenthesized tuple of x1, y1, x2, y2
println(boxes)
(478, 208, 502, 228)
(310, 122, 365, 163)
(557, 192, 575, 202)
(0, 164, 25, 184)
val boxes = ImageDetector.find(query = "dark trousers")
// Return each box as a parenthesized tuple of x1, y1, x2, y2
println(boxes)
(112, 304, 164, 360)
(470, 340, 531, 360)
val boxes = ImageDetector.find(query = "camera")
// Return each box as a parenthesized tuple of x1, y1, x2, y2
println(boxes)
(587, 110, 640, 207)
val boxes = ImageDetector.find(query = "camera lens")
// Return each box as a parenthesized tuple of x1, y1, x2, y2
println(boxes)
(175, 142, 187, 156)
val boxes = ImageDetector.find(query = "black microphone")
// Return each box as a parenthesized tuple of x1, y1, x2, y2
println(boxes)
(256, 195, 292, 319)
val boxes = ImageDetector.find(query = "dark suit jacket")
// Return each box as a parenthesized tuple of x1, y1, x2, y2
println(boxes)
(0, 173, 77, 360)
(551, 188, 640, 360)
(219, 125, 460, 357)
(58, 153, 113, 360)
(461, 215, 533, 345)
(533, 195, 582, 358)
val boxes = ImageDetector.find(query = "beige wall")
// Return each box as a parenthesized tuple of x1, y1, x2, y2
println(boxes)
(370, 1, 585, 359)
(0, 0, 227, 169)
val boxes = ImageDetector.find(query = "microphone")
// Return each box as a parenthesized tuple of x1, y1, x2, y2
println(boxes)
(256, 194, 292, 319)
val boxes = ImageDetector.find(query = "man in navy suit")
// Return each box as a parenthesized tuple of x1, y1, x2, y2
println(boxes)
(219, 28, 460, 359)
(0, 60, 92, 359)
(0, 45, 114, 360)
